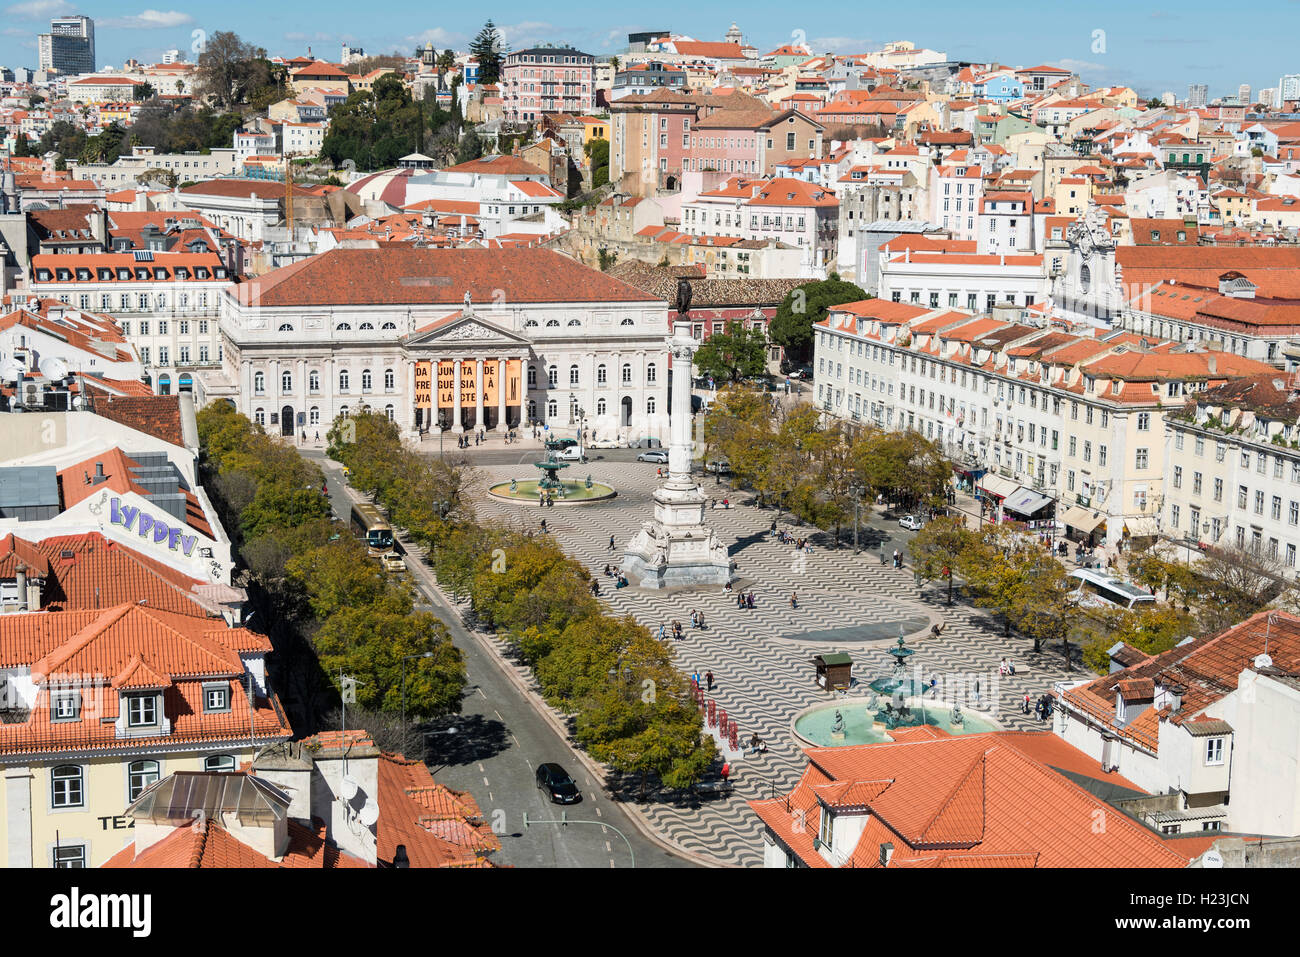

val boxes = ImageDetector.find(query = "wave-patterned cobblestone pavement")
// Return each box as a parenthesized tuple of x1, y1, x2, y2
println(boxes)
(469, 465, 1081, 867)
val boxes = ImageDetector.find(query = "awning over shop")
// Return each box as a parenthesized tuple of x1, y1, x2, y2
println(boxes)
(978, 474, 1020, 499)
(1003, 487, 1053, 517)
(1061, 504, 1106, 533)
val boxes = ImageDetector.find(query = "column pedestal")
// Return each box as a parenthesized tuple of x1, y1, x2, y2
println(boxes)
(622, 330, 733, 589)
(452, 358, 464, 433)
(496, 358, 508, 432)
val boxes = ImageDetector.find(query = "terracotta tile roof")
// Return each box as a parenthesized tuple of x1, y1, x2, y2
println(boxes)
(82, 394, 185, 446)
(0, 604, 290, 757)
(1059, 610, 1300, 753)
(751, 732, 1187, 868)
(180, 178, 316, 200)
(443, 155, 548, 177)
(233, 247, 661, 308)
(104, 817, 369, 868)
(376, 752, 499, 867)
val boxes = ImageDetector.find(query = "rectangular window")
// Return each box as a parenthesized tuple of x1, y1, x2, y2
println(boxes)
(1273, 496, 1283, 521)
(204, 685, 230, 713)
(1135, 448, 1148, 470)
(1172, 466, 1182, 489)
(52, 693, 80, 722)
(127, 695, 157, 727)
(53, 844, 86, 868)
(1255, 490, 1265, 514)
(1098, 445, 1107, 467)
(1205, 738, 1224, 765)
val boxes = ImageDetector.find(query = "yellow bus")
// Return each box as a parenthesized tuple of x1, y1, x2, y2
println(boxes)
(350, 502, 394, 556)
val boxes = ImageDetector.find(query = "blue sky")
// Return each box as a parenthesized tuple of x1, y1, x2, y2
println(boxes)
(2, 0, 1295, 101)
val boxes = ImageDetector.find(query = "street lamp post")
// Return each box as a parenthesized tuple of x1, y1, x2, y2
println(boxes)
(401, 651, 436, 738)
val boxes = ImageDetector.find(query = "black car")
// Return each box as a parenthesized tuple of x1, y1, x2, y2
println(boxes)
(536, 763, 582, 804)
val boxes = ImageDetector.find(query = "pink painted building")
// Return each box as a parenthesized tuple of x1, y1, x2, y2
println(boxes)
(501, 46, 596, 123)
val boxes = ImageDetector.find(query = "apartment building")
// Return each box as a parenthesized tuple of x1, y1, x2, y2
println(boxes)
(501, 47, 596, 123)
(27, 251, 232, 392)
(813, 298, 1277, 545)
(1163, 372, 1300, 564)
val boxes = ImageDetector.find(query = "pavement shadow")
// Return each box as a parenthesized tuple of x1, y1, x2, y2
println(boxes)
(729, 530, 769, 555)
(422, 711, 510, 767)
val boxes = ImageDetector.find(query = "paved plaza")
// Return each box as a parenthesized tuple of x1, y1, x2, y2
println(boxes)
(462, 458, 1084, 868)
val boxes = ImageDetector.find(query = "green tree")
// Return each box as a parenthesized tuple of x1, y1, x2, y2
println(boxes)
(285, 539, 393, 621)
(584, 136, 609, 188)
(910, 515, 979, 604)
(469, 20, 505, 85)
(1080, 605, 1196, 674)
(769, 276, 869, 364)
(134, 82, 156, 101)
(195, 31, 269, 109)
(692, 321, 769, 383)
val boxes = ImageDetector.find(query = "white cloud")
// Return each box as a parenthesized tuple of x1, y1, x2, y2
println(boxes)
(403, 27, 465, 50)
(101, 9, 194, 30)
(1054, 58, 1107, 75)
(811, 36, 872, 54)
(4, 0, 73, 19)
(497, 21, 559, 49)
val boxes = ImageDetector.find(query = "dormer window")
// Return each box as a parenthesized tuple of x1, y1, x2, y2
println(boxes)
(203, 683, 231, 713)
(52, 691, 81, 722)
(126, 693, 158, 727)
(1205, 737, 1224, 765)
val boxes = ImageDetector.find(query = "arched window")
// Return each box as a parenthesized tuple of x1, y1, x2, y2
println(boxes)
(253, 371, 265, 394)
(253, 408, 265, 426)
(340, 405, 350, 418)
(384, 368, 395, 390)
(567, 318, 582, 327)
(524, 319, 539, 329)
(547, 365, 558, 388)
(281, 370, 292, 392)
(361, 369, 373, 392)
(569, 364, 580, 386)
(309, 370, 320, 392)
(597, 363, 607, 385)
(204, 754, 235, 772)
(596, 397, 607, 415)
(527, 399, 537, 420)
(620, 317, 634, 326)
(278, 323, 294, 332)
(545, 319, 560, 328)
(646, 362, 657, 384)
(527, 365, 537, 387)
(381, 321, 397, 330)
(647, 396, 656, 415)
(339, 370, 350, 392)
(335, 322, 352, 331)
(51, 765, 83, 807)
(309, 407, 320, 425)
(128, 759, 159, 801)
(384, 404, 395, 420)
(622, 363, 633, 384)
(359, 322, 374, 331)
(547, 399, 558, 418)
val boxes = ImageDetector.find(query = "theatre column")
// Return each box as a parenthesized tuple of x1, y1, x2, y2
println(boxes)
(474, 359, 484, 432)
(496, 358, 507, 432)
(452, 358, 463, 432)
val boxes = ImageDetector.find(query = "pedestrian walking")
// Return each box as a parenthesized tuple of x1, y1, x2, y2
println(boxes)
(692, 670, 701, 688)
(1022, 693, 1032, 715)
(747, 591, 755, 609)
(698, 611, 706, 630)
(608, 534, 615, 550)
(720, 761, 731, 784)
(790, 592, 798, 609)
(706, 670, 715, 691)
(893, 549, 900, 568)
(929, 674, 939, 698)
(658, 623, 666, 640)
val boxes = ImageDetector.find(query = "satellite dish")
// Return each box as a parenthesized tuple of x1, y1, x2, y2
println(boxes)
(358, 800, 379, 827)
(0, 358, 22, 382)
(1201, 849, 1223, 868)
(1254, 653, 1273, 670)
(39, 356, 68, 381)
(340, 776, 359, 800)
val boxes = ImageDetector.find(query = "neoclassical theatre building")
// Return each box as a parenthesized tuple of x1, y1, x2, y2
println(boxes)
(199, 246, 673, 443)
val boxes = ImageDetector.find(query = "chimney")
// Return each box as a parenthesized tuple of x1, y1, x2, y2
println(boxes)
(393, 845, 410, 868)
(1208, 355, 1217, 375)
(15, 563, 27, 612)
(94, 461, 104, 483)
(879, 842, 894, 866)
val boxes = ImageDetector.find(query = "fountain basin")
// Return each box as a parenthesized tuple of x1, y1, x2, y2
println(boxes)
(488, 479, 617, 505)
(791, 696, 1000, 748)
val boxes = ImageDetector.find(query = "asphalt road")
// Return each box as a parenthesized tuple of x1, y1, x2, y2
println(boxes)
(304, 449, 692, 868)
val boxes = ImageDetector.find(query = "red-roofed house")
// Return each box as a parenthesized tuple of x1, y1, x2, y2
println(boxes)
(1055, 610, 1300, 837)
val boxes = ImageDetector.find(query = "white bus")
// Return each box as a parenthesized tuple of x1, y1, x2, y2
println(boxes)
(1068, 569, 1156, 610)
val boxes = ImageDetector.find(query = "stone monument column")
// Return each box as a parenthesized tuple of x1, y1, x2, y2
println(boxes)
(620, 328, 734, 589)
